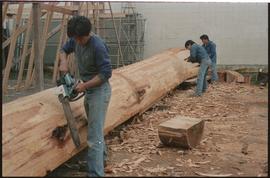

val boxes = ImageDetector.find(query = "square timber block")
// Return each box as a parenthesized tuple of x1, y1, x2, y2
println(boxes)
(225, 70, 245, 83)
(217, 70, 226, 82)
(158, 116, 205, 149)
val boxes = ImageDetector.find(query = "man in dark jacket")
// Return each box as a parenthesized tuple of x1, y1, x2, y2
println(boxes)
(185, 40, 211, 96)
(59, 16, 112, 177)
(200, 34, 218, 83)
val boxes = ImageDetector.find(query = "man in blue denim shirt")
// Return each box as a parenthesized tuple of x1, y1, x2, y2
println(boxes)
(59, 16, 112, 177)
(185, 40, 211, 96)
(200, 34, 218, 83)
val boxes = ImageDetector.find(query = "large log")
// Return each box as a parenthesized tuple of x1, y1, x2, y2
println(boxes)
(3, 48, 199, 176)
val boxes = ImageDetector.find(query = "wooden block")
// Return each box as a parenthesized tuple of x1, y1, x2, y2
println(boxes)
(158, 116, 205, 149)
(225, 70, 245, 83)
(244, 75, 251, 85)
(217, 71, 226, 82)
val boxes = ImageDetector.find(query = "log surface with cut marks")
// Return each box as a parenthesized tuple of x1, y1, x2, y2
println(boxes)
(3, 48, 199, 176)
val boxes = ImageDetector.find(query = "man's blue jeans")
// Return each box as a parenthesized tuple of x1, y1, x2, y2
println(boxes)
(196, 58, 211, 96)
(210, 61, 218, 82)
(84, 81, 111, 177)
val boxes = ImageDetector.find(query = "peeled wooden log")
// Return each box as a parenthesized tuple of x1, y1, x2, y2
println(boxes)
(3, 48, 199, 176)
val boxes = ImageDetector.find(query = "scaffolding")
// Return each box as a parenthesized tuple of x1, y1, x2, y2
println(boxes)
(2, 2, 146, 94)
(94, 2, 146, 68)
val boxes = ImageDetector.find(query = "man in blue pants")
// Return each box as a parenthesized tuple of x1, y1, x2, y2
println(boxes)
(200, 34, 218, 83)
(59, 16, 112, 177)
(185, 40, 211, 97)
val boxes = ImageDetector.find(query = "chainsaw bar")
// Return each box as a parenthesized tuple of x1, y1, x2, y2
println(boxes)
(59, 95, 81, 148)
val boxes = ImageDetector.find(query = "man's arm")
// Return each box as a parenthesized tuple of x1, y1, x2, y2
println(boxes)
(188, 45, 198, 63)
(59, 38, 75, 73)
(76, 43, 112, 92)
(59, 52, 69, 73)
(209, 43, 217, 61)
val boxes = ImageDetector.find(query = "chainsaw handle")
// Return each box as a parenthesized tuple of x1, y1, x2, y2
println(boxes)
(69, 92, 85, 102)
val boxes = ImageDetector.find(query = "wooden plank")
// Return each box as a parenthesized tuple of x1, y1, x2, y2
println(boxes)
(2, 2, 9, 22)
(47, 23, 61, 39)
(28, 5, 54, 90)
(2, 3, 24, 94)
(158, 116, 205, 148)
(24, 41, 35, 89)
(40, 3, 77, 15)
(20, 21, 62, 90)
(16, 9, 33, 91)
(2, 25, 27, 49)
(97, 13, 126, 19)
(95, 2, 100, 34)
(30, 65, 35, 87)
(32, 3, 43, 90)
(15, 3, 24, 28)
(86, 2, 89, 17)
(78, 2, 84, 15)
(52, 13, 68, 83)
(39, 9, 53, 64)
(108, 2, 124, 67)
(2, 10, 48, 49)
(3, 48, 199, 176)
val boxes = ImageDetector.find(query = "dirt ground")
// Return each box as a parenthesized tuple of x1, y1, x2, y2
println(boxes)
(46, 81, 268, 177)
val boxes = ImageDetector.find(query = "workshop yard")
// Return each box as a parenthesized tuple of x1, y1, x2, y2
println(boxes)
(47, 82, 268, 177)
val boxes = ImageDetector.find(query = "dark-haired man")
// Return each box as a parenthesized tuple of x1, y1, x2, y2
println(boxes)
(200, 34, 218, 83)
(59, 15, 112, 177)
(185, 40, 211, 96)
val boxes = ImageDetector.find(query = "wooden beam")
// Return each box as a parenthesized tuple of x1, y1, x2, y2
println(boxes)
(40, 9, 53, 64)
(108, 2, 124, 67)
(40, 3, 77, 15)
(97, 13, 126, 18)
(47, 23, 62, 39)
(24, 41, 35, 89)
(2, 3, 24, 94)
(15, 3, 24, 28)
(17, 22, 62, 90)
(52, 13, 68, 83)
(2, 2, 9, 22)
(16, 9, 33, 91)
(16, 2, 54, 89)
(3, 48, 199, 176)
(2, 11, 48, 49)
(2, 25, 27, 49)
(32, 3, 43, 90)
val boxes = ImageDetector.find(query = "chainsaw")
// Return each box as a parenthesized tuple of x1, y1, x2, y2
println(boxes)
(56, 73, 85, 148)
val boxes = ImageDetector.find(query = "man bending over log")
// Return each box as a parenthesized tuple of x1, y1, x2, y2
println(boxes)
(185, 40, 211, 97)
(59, 15, 112, 177)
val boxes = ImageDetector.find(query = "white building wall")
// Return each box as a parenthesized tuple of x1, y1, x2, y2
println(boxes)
(112, 3, 268, 65)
